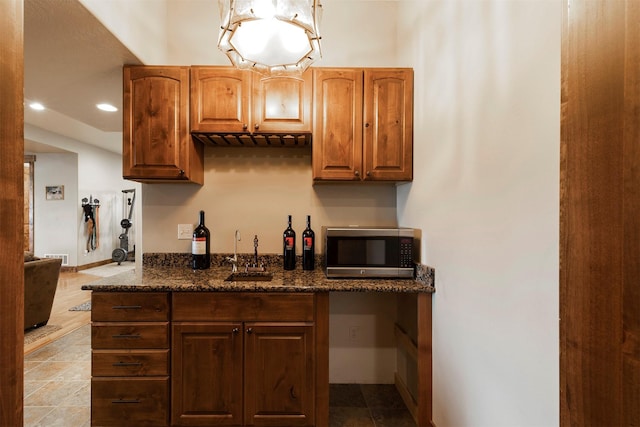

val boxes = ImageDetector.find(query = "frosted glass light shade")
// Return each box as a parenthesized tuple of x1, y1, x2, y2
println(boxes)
(218, 0, 322, 75)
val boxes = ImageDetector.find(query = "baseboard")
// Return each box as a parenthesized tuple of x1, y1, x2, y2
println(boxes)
(62, 259, 113, 273)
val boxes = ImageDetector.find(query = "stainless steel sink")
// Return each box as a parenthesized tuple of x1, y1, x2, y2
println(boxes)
(225, 272, 273, 282)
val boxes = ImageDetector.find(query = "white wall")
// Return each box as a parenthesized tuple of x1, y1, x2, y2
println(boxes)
(79, 0, 169, 64)
(396, 1, 560, 426)
(26, 124, 138, 267)
(163, 0, 401, 67)
(33, 153, 78, 264)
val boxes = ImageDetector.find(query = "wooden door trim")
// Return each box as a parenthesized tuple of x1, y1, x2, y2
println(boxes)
(0, 0, 24, 425)
(560, 0, 639, 424)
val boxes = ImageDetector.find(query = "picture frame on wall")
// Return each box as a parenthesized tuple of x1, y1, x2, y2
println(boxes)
(45, 185, 64, 201)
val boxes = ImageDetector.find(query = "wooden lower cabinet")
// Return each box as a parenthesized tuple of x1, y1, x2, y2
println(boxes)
(91, 291, 327, 427)
(171, 293, 317, 426)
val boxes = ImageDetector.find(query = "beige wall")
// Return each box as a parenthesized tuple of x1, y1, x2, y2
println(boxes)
(397, 1, 561, 426)
(141, 148, 398, 255)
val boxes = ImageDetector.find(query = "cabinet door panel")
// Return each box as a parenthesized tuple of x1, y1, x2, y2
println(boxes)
(172, 322, 243, 426)
(191, 67, 251, 133)
(244, 323, 315, 426)
(312, 69, 363, 180)
(363, 69, 413, 181)
(123, 66, 194, 181)
(253, 71, 312, 133)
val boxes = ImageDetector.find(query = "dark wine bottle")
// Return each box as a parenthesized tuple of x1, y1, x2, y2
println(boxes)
(192, 210, 210, 270)
(302, 215, 315, 271)
(283, 215, 296, 270)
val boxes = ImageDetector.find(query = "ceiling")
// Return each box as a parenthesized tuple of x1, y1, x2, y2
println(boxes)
(24, 0, 142, 153)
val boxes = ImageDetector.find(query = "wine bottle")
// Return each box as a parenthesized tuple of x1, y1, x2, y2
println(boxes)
(302, 215, 315, 271)
(283, 215, 296, 270)
(192, 210, 210, 270)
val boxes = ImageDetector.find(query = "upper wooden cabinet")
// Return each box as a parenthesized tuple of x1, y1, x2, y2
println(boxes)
(190, 66, 313, 134)
(123, 66, 204, 184)
(312, 68, 413, 182)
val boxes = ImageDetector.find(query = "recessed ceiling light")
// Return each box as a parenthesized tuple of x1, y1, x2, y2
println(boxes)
(96, 103, 118, 112)
(29, 102, 45, 111)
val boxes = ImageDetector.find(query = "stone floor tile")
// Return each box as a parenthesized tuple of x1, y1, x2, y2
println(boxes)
(24, 361, 76, 382)
(329, 407, 375, 427)
(330, 383, 368, 408)
(33, 405, 91, 427)
(370, 407, 417, 427)
(24, 380, 87, 407)
(23, 406, 54, 426)
(23, 380, 47, 398)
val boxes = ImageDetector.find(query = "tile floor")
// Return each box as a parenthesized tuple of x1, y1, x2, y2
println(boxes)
(329, 384, 416, 427)
(24, 324, 91, 427)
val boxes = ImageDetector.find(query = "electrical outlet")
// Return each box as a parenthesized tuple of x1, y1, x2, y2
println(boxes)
(349, 326, 360, 343)
(177, 224, 193, 240)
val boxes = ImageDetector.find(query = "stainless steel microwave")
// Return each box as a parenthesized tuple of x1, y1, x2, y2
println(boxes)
(323, 226, 416, 278)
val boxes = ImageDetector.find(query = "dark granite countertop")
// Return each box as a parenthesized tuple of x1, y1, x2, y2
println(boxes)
(81, 254, 435, 293)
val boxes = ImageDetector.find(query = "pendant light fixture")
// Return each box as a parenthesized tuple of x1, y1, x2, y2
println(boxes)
(218, 0, 322, 75)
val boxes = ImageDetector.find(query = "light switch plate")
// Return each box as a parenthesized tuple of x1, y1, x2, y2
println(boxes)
(177, 224, 193, 240)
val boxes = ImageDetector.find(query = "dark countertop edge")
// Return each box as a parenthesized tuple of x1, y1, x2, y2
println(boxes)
(82, 283, 436, 293)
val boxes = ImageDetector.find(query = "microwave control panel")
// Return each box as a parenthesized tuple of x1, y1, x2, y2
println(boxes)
(400, 238, 413, 268)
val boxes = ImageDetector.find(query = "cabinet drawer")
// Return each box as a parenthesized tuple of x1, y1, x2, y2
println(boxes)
(92, 377, 169, 426)
(92, 349, 169, 376)
(92, 322, 169, 349)
(92, 292, 169, 322)
(172, 292, 314, 321)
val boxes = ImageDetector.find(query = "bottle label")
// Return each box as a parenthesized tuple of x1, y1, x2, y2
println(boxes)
(285, 237, 294, 250)
(304, 237, 313, 250)
(192, 237, 207, 255)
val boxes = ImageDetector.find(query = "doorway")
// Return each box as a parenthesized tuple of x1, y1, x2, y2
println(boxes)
(24, 154, 35, 253)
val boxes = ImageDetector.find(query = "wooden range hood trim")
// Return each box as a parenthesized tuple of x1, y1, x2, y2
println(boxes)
(191, 132, 312, 148)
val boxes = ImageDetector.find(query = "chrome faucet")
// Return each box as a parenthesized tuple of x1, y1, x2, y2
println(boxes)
(245, 234, 266, 272)
(226, 229, 241, 272)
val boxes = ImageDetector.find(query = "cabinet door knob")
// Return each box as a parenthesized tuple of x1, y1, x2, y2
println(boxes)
(254, 124, 259, 130)
(246, 327, 253, 334)
(355, 170, 360, 177)
(366, 171, 371, 177)
(178, 169, 185, 176)
(232, 327, 239, 334)
(242, 124, 248, 130)
(365, 122, 370, 128)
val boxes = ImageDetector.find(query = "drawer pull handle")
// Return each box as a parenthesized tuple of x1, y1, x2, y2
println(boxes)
(112, 334, 141, 339)
(111, 305, 143, 310)
(112, 399, 141, 404)
(113, 362, 143, 367)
